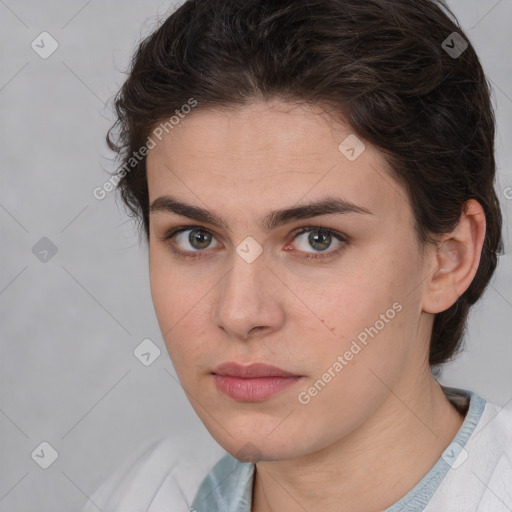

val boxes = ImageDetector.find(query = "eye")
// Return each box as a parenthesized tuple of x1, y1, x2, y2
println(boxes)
(289, 226, 347, 259)
(163, 226, 221, 257)
(160, 225, 348, 261)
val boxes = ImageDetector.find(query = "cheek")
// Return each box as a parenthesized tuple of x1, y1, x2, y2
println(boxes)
(297, 267, 397, 344)
(292, 298, 412, 444)
(149, 247, 208, 359)
(294, 252, 415, 378)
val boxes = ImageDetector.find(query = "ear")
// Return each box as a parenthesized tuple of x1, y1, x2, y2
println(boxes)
(422, 199, 487, 314)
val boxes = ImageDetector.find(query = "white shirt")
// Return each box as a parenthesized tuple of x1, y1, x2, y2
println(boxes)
(82, 386, 512, 511)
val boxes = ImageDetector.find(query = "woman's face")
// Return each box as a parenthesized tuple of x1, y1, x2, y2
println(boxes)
(146, 99, 435, 461)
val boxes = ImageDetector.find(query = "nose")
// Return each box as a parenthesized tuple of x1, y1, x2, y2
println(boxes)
(212, 251, 286, 341)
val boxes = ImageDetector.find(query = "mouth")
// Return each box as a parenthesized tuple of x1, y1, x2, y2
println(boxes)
(212, 362, 304, 402)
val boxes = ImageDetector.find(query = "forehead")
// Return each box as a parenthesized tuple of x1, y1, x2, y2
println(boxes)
(145, 100, 410, 228)
(149, 100, 354, 166)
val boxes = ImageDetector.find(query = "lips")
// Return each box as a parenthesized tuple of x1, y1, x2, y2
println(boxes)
(213, 362, 300, 378)
(212, 362, 303, 402)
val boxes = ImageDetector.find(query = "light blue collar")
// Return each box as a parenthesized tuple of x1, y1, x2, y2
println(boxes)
(190, 386, 486, 512)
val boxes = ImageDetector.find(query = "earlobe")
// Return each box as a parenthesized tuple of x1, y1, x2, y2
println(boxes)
(422, 199, 486, 314)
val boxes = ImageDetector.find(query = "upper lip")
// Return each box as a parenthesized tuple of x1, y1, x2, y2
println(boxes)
(213, 362, 300, 378)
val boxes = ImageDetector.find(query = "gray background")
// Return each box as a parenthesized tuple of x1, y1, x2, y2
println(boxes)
(0, 1, 511, 511)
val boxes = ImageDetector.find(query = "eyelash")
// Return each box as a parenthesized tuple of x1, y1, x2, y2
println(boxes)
(160, 225, 348, 262)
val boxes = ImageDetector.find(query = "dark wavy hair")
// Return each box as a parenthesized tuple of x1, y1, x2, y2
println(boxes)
(105, 0, 503, 368)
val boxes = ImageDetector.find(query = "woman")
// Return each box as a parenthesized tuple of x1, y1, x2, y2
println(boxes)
(85, 0, 512, 510)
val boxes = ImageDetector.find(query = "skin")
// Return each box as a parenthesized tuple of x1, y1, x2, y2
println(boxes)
(146, 99, 486, 512)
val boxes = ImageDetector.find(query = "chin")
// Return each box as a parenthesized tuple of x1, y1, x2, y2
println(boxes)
(205, 425, 305, 463)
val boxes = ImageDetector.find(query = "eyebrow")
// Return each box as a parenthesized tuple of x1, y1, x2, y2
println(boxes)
(149, 195, 373, 232)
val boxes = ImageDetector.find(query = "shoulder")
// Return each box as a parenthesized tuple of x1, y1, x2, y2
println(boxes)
(478, 398, 512, 441)
(469, 394, 512, 466)
(82, 433, 226, 512)
(429, 391, 512, 511)
(463, 396, 512, 509)
(472, 397, 512, 502)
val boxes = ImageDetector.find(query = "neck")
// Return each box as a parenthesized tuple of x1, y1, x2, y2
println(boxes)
(251, 373, 465, 512)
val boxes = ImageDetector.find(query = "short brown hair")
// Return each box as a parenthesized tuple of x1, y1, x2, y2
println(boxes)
(106, 0, 503, 368)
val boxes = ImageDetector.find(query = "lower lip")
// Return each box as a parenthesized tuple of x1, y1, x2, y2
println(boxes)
(213, 375, 302, 402)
